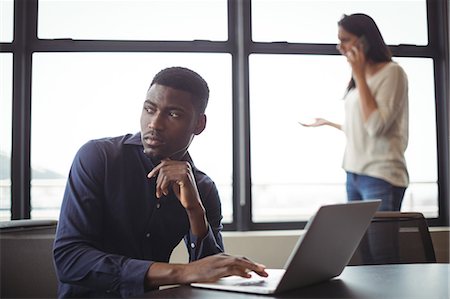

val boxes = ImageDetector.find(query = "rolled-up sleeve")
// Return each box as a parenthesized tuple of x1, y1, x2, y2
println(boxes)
(364, 65, 408, 137)
(184, 180, 224, 261)
(186, 225, 224, 261)
(119, 259, 154, 297)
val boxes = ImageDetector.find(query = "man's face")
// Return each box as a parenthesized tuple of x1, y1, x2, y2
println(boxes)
(140, 84, 205, 160)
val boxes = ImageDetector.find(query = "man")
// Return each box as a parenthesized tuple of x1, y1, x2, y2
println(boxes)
(53, 67, 267, 298)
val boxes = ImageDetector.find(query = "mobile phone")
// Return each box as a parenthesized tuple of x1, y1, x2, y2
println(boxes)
(358, 35, 370, 54)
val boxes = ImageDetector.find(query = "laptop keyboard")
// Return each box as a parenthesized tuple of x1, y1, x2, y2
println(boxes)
(235, 279, 268, 286)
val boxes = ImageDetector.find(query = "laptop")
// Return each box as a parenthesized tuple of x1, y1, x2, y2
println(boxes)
(191, 200, 381, 294)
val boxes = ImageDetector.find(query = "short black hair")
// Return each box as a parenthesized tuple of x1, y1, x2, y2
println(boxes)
(150, 66, 209, 114)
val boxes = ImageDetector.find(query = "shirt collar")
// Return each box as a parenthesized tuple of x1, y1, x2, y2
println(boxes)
(124, 132, 143, 146)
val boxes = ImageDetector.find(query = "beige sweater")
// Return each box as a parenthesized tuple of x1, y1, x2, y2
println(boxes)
(342, 62, 409, 187)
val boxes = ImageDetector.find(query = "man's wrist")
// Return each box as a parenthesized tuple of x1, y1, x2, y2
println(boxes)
(145, 263, 187, 288)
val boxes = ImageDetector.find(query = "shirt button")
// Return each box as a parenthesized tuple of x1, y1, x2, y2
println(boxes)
(190, 242, 195, 249)
(156, 203, 161, 209)
(146, 233, 150, 238)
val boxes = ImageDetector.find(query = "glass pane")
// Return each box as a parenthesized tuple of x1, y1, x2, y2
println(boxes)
(252, 0, 428, 45)
(0, 53, 13, 220)
(0, 0, 14, 42)
(396, 57, 438, 217)
(249, 54, 438, 222)
(31, 53, 232, 222)
(38, 0, 227, 41)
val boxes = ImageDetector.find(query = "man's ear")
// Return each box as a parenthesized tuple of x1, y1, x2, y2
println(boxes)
(194, 114, 206, 135)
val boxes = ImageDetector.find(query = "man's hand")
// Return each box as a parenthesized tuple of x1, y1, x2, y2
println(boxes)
(147, 159, 201, 210)
(146, 253, 268, 288)
(147, 159, 208, 238)
(183, 253, 268, 283)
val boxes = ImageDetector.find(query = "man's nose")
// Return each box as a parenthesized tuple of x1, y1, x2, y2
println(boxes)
(148, 112, 163, 129)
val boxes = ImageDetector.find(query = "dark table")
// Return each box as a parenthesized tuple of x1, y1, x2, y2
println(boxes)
(136, 263, 449, 298)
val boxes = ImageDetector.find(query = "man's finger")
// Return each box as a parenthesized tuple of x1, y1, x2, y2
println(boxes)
(147, 166, 160, 178)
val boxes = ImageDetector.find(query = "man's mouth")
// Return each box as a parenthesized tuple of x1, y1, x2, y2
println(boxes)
(144, 136, 165, 147)
(143, 131, 165, 148)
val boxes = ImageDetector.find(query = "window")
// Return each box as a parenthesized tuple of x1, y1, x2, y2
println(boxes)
(396, 57, 438, 217)
(0, 0, 14, 43)
(31, 53, 233, 221)
(250, 55, 438, 222)
(0, 53, 13, 220)
(38, 0, 227, 41)
(246, 0, 446, 228)
(250, 54, 348, 222)
(3, 0, 449, 228)
(252, 0, 427, 45)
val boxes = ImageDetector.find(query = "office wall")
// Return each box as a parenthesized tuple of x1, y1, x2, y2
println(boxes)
(0, 227, 58, 298)
(429, 227, 450, 263)
(1, 226, 447, 298)
(170, 228, 450, 267)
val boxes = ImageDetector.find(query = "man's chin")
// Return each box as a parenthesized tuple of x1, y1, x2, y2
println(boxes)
(143, 148, 158, 158)
(143, 148, 169, 162)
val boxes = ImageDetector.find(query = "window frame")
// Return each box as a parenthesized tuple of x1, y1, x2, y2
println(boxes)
(2, 0, 448, 229)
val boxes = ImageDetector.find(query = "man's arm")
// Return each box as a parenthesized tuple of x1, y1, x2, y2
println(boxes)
(53, 141, 151, 298)
(145, 253, 268, 288)
(188, 178, 224, 260)
(147, 159, 210, 239)
(143, 159, 266, 289)
(363, 64, 409, 137)
(148, 159, 224, 260)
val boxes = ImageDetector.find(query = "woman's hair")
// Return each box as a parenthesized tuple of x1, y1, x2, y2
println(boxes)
(338, 13, 392, 92)
(150, 66, 210, 114)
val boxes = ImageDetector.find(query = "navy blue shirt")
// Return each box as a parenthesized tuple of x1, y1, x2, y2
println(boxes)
(53, 133, 224, 298)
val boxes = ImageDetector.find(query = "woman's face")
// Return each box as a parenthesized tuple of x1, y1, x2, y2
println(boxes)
(336, 26, 360, 56)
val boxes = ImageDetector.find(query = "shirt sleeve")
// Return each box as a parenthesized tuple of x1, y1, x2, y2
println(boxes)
(364, 64, 408, 137)
(184, 181, 224, 261)
(53, 141, 150, 298)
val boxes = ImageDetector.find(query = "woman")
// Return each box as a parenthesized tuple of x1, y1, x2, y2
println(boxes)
(302, 13, 409, 211)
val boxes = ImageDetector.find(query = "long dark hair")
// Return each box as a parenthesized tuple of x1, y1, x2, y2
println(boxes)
(338, 13, 392, 92)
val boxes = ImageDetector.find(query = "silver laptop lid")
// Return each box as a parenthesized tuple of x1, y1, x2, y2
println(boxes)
(276, 200, 380, 293)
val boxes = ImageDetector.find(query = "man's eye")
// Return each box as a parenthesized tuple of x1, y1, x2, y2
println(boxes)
(169, 111, 180, 118)
(144, 107, 154, 114)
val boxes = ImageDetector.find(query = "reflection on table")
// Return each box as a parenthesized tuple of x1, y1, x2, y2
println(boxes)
(137, 263, 449, 299)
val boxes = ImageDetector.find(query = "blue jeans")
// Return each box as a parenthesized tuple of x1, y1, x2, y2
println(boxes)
(346, 172, 406, 264)
(346, 172, 406, 211)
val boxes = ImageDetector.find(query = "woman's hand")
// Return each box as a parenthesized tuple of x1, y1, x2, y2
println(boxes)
(299, 118, 342, 131)
(299, 118, 329, 127)
(345, 43, 366, 81)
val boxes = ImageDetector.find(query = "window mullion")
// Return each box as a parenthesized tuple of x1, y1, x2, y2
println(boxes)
(11, 0, 38, 219)
(231, 0, 252, 231)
